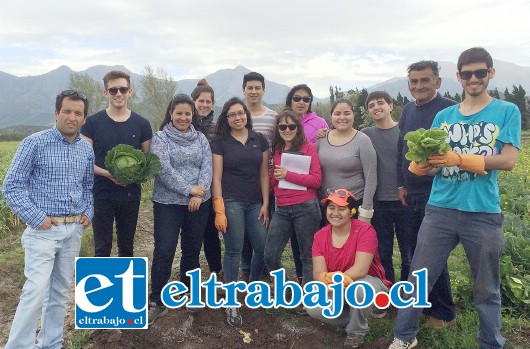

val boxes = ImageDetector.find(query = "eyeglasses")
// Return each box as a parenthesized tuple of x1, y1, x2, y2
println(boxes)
(459, 69, 490, 80)
(292, 95, 312, 103)
(59, 89, 87, 100)
(227, 110, 246, 119)
(107, 87, 130, 95)
(278, 124, 297, 131)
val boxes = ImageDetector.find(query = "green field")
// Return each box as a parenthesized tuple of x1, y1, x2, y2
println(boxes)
(0, 140, 529, 348)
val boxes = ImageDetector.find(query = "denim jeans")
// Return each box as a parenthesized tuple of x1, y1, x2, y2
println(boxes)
(402, 193, 456, 321)
(241, 193, 275, 275)
(150, 201, 209, 305)
(92, 199, 140, 257)
(306, 275, 388, 336)
(394, 205, 506, 348)
(5, 223, 83, 349)
(371, 200, 410, 283)
(290, 231, 303, 278)
(223, 200, 267, 283)
(264, 198, 321, 285)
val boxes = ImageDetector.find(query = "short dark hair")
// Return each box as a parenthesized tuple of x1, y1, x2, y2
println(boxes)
(365, 91, 393, 110)
(159, 94, 195, 131)
(457, 47, 493, 71)
(214, 97, 253, 139)
(271, 108, 306, 153)
(103, 70, 131, 88)
(55, 90, 89, 117)
(243, 72, 265, 90)
(285, 84, 313, 114)
(191, 78, 215, 104)
(407, 60, 440, 77)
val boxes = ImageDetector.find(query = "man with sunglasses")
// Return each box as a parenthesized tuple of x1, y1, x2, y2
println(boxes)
(81, 70, 152, 257)
(3, 90, 94, 349)
(390, 47, 521, 349)
(395, 60, 457, 331)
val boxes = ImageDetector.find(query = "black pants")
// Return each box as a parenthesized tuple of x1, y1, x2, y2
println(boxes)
(202, 201, 222, 273)
(92, 199, 140, 257)
(150, 201, 209, 304)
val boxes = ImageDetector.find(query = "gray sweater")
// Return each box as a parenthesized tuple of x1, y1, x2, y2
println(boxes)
(316, 131, 377, 210)
(361, 125, 399, 201)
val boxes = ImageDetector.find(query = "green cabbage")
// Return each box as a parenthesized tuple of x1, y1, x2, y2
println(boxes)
(104, 144, 161, 185)
(404, 127, 451, 164)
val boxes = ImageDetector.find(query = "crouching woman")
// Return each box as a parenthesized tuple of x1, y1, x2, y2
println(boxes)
(307, 189, 391, 349)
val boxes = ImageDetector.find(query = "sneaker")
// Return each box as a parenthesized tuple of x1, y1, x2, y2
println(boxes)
(423, 317, 456, 329)
(388, 337, 418, 349)
(371, 307, 387, 319)
(343, 334, 364, 348)
(148, 302, 168, 325)
(225, 307, 243, 327)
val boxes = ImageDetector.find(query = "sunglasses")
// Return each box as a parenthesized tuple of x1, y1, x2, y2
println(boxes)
(59, 89, 87, 100)
(326, 188, 354, 198)
(292, 95, 312, 103)
(107, 87, 130, 95)
(459, 69, 490, 80)
(278, 124, 297, 131)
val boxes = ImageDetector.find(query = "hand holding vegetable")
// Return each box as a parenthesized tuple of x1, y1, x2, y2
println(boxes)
(428, 151, 487, 175)
(408, 161, 434, 176)
(104, 144, 161, 185)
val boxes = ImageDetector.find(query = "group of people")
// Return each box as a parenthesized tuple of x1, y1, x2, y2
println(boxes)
(1, 46, 520, 349)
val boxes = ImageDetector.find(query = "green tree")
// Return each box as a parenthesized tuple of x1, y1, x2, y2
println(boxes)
(508, 85, 529, 130)
(68, 72, 107, 115)
(489, 88, 501, 99)
(403, 96, 410, 105)
(395, 92, 404, 106)
(329, 85, 334, 103)
(138, 66, 177, 130)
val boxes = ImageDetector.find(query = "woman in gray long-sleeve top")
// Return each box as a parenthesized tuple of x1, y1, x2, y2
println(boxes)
(316, 98, 377, 225)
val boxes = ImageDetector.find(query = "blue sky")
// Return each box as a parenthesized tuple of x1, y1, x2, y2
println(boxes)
(1, 0, 529, 96)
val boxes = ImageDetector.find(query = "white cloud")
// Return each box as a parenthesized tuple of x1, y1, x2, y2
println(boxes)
(1, 0, 530, 96)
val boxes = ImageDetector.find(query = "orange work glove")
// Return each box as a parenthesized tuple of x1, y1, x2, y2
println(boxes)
(319, 272, 353, 288)
(428, 151, 487, 175)
(408, 161, 433, 176)
(213, 197, 228, 233)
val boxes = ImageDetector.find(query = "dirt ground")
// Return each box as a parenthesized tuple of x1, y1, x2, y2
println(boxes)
(3, 204, 527, 348)
(81, 204, 393, 349)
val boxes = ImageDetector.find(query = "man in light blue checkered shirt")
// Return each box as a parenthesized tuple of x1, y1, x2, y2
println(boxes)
(2, 90, 94, 349)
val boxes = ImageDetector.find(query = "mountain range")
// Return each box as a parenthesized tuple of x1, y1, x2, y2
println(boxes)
(1, 60, 529, 130)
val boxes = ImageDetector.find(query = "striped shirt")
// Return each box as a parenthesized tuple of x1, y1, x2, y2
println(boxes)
(2, 127, 94, 229)
(252, 107, 277, 170)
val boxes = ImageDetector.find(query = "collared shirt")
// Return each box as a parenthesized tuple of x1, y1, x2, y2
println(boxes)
(210, 130, 269, 203)
(2, 127, 94, 229)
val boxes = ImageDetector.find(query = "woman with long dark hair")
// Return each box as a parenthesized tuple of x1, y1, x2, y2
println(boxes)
(210, 97, 270, 327)
(148, 94, 212, 325)
(264, 108, 322, 290)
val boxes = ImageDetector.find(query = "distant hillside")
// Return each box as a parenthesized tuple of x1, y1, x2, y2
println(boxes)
(1, 59, 529, 128)
(0, 65, 294, 128)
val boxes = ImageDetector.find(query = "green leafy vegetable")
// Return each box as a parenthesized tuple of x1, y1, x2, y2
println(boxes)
(104, 144, 161, 185)
(404, 127, 451, 164)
